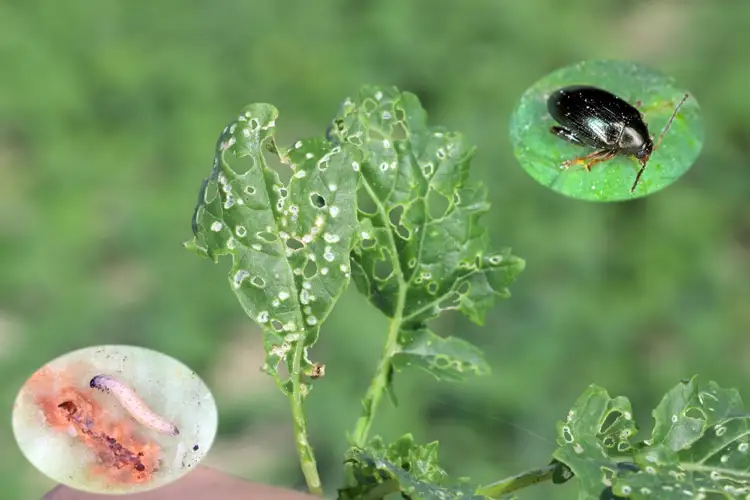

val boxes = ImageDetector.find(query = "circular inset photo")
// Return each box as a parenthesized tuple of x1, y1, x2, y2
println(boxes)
(509, 60, 704, 201)
(12, 345, 218, 495)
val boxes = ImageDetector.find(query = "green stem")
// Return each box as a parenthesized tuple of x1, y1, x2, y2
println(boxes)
(350, 178, 407, 449)
(351, 294, 405, 448)
(289, 341, 323, 495)
(475, 463, 558, 498)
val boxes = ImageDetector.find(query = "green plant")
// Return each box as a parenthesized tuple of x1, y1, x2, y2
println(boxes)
(185, 86, 749, 499)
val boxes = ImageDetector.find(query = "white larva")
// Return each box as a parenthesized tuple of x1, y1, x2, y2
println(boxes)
(89, 374, 180, 436)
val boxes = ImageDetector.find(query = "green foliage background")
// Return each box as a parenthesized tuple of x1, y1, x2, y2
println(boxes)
(0, 1, 748, 499)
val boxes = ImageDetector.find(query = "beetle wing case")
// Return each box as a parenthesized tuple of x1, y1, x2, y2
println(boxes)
(547, 86, 648, 150)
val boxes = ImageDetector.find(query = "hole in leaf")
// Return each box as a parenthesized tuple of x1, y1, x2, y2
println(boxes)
(257, 231, 276, 242)
(251, 276, 266, 288)
(261, 148, 292, 185)
(310, 193, 326, 208)
(304, 259, 318, 278)
(395, 107, 406, 122)
(245, 185, 256, 195)
(427, 282, 438, 294)
(374, 251, 394, 281)
(271, 319, 284, 332)
(204, 182, 219, 203)
(603, 436, 615, 448)
(286, 238, 304, 250)
(562, 426, 573, 443)
(363, 99, 377, 114)
(229, 153, 257, 176)
(279, 187, 288, 198)
(684, 407, 705, 420)
(427, 188, 451, 219)
(600, 411, 622, 434)
(357, 189, 377, 215)
(347, 134, 363, 147)
(362, 235, 376, 249)
(391, 122, 407, 141)
(457, 281, 470, 295)
(434, 356, 450, 369)
(389, 205, 404, 226)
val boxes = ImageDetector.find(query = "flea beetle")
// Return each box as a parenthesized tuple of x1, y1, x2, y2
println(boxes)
(547, 85, 689, 192)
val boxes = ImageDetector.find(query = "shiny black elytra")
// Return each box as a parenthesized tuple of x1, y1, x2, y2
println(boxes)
(547, 85, 689, 192)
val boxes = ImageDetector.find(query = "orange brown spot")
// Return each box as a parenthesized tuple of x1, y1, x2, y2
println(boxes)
(26, 366, 162, 487)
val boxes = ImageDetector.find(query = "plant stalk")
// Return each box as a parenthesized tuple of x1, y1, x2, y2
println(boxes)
(289, 341, 323, 495)
(351, 294, 404, 448)
(350, 176, 408, 449)
(475, 463, 558, 498)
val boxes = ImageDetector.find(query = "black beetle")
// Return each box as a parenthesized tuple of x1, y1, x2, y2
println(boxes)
(547, 85, 689, 192)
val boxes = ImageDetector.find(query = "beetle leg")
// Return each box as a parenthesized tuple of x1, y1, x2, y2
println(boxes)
(550, 126, 586, 146)
(561, 149, 617, 171)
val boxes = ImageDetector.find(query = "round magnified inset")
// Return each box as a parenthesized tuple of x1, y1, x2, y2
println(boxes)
(510, 59, 704, 201)
(12, 345, 218, 495)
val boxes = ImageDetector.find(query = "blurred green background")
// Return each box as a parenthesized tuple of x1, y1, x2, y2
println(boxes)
(1, 1, 749, 499)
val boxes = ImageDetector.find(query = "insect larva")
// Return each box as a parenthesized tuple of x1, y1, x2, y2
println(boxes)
(90, 374, 179, 436)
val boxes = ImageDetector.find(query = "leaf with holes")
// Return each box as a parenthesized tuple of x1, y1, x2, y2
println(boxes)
(339, 434, 486, 500)
(551, 385, 639, 499)
(328, 85, 525, 382)
(186, 103, 359, 390)
(610, 377, 750, 499)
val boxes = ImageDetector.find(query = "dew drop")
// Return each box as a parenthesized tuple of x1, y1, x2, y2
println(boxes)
(279, 291, 290, 301)
(306, 316, 318, 326)
(329, 206, 340, 218)
(257, 311, 269, 323)
(210, 221, 223, 232)
(323, 233, 340, 244)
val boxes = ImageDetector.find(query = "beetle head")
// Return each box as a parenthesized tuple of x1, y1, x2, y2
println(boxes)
(635, 139, 654, 166)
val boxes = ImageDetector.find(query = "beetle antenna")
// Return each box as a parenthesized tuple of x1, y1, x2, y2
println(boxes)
(631, 164, 646, 192)
(654, 93, 689, 150)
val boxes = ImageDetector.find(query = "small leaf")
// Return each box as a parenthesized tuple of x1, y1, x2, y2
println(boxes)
(613, 378, 750, 499)
(554, 377, 750, 499)
(330, 85, 524, 382)
(392, 328, 490, 382)
(509, 59, 704, 201)
(650, 375, 746, 451)
(187, 104, 359, 390)
(552, 385, 638, 498)
(340, 434, 486, 500)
